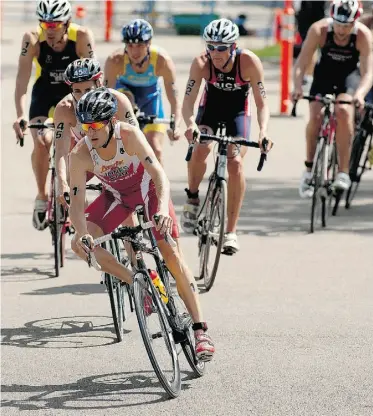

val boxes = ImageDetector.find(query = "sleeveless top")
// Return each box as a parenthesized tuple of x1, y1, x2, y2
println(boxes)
(34, 23, 81, 87)
(314, 18, 359, 80)
(84, 123, 151, 198)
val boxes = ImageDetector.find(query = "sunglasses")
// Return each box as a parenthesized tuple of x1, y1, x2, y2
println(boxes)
(39, 21, 64, 30)
(81, 120, 109, 132)
(206, 44, 230, 52)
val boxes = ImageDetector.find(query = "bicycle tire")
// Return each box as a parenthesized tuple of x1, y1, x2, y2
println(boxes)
(133, 271, 181, 398)
(328, 142, 342, 217)
(103, 240, 125, 342)
(202, 179, 227, 291)
(161, 264, 205, 377)
(310, 139, 325, 233)
(51, 169, 60, 277)
(346, 132, 372, 209)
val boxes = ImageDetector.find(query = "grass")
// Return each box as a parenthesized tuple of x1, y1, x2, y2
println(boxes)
(251, 43, 281, 59)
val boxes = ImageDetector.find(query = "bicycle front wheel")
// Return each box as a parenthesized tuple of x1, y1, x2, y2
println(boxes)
(310, 139, 325, 233)
(201, 178, 227, 291)
(51, 169, 61, 277)
(133, 271, 181, 398)
(103, 240, 125, 342)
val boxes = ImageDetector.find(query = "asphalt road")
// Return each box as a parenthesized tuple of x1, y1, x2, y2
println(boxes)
(1, 21, 373, 416)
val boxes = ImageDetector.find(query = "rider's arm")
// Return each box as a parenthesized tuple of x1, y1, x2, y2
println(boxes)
(15, 32, 36, 119)
(182, 57, 204, 128)
(293, 22, 321, 90)
(112, 89, 139, 127)
(76, 27, 96, 59)
(244, 53, 269, 139)
(356, 26, 373, 98)
(157, 53, 181, 124)
(54, 102, 73, 191)
(103, 52, 120, 88)
(120, 123, 170, 214)
(69, 150, 89, 236)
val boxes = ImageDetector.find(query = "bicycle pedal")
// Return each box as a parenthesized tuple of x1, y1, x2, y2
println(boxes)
(222, 247, 237, 256)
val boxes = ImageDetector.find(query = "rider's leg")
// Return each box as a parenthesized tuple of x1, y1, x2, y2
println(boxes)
(149, 190, 214, 360)
(333, 92, 354, 189)
(181, 125, 213, 233)
(71, 221, 133, 284)
(144, 127, 165, 166)
(299, 100, 324, 198)
(30, 116, 53, 230)
(226, 144, 248, 233)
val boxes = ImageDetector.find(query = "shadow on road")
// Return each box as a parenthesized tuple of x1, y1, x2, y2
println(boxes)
(1, 251, 78, 262)
(1, 370, 195, 410)
(1, 265, 52, 280)
(170, 177, 373, 237)
(1, 316, 125, 349)
(21, 283, 109, 296)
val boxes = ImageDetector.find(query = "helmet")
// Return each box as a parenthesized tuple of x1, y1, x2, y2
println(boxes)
(330, 0, 361, 24)
(64, 59, 102, 85)
(76, 87, 118, 123)
(36, 0, 72, 22)
(203, 18, 239, 44)
(121, 19, 153, 43)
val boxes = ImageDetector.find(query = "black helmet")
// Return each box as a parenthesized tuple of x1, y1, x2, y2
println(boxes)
(121, 19, 153, 43)
(76, 87, 117, 123)
(64, 58, 102, 85)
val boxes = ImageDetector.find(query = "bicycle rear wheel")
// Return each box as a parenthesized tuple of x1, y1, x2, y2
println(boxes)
(133, 271, 181, 398)
(161, 264, 205, 377)
(346, 132, 372, 209)
(200, 179, 227, 291)
(310, 139, 325, 233)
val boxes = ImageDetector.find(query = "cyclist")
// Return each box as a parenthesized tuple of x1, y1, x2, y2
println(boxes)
(54, 58, 138, 206)
(69, 87, 215, 362)
(181, 18, 273, 255)
(12, 0, 96, 231)
(293, 0, 373, 198)
(103, 19, 182, 166)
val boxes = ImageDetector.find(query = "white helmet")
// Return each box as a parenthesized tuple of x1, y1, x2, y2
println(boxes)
(330, 0, 361, 24)
(203, 18, 239, 44)
(36, 0, 72, 22)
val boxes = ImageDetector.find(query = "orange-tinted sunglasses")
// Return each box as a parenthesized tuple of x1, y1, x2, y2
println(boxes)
(81, 120, 109, 132)
(39, 21, 64, 30)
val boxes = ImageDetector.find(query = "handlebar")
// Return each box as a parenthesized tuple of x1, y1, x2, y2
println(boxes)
(291, 95, 353, 117)
(28, 122, 55, 130)
(82, 214, 176, 271)
(86, 183, 103, 192)
(137, 113, 175, 131)
(185, 132, 270, 172)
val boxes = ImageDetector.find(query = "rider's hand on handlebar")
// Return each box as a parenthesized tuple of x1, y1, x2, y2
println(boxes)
(185, 124, 200, 143)
(78, 234, 95, 254)
(353, 92, 365, 111)
(13, 117, 27, 141)
(259, 133, 273, 153)
(167, 126, 181, 142)
(58, 181, 70, 209)
(291, 87, 303, 103)
(153, 212, 173, 235)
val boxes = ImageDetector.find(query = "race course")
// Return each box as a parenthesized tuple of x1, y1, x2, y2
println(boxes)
(1, 21, 373, 416)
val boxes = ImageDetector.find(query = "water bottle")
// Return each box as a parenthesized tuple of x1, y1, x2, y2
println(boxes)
(149, 269, 168, 304)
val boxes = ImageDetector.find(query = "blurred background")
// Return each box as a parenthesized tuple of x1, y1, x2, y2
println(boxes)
(1, 1, 373, 61)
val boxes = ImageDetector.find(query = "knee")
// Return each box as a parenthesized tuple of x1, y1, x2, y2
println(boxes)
(335, 105, 351, 123)
(71, 236, 80, 255)
(227, 157, 242, 177)
(191, 144, 210, 164)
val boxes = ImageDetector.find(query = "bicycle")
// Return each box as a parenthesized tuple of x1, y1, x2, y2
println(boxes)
(291, 94, 352, 233)
(345, 101, 373, 209)
(185, 122, 269, 291)
(27, 122, 74, 277)
(85, 183, 134, 343)
(83, 205, 206, 398)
